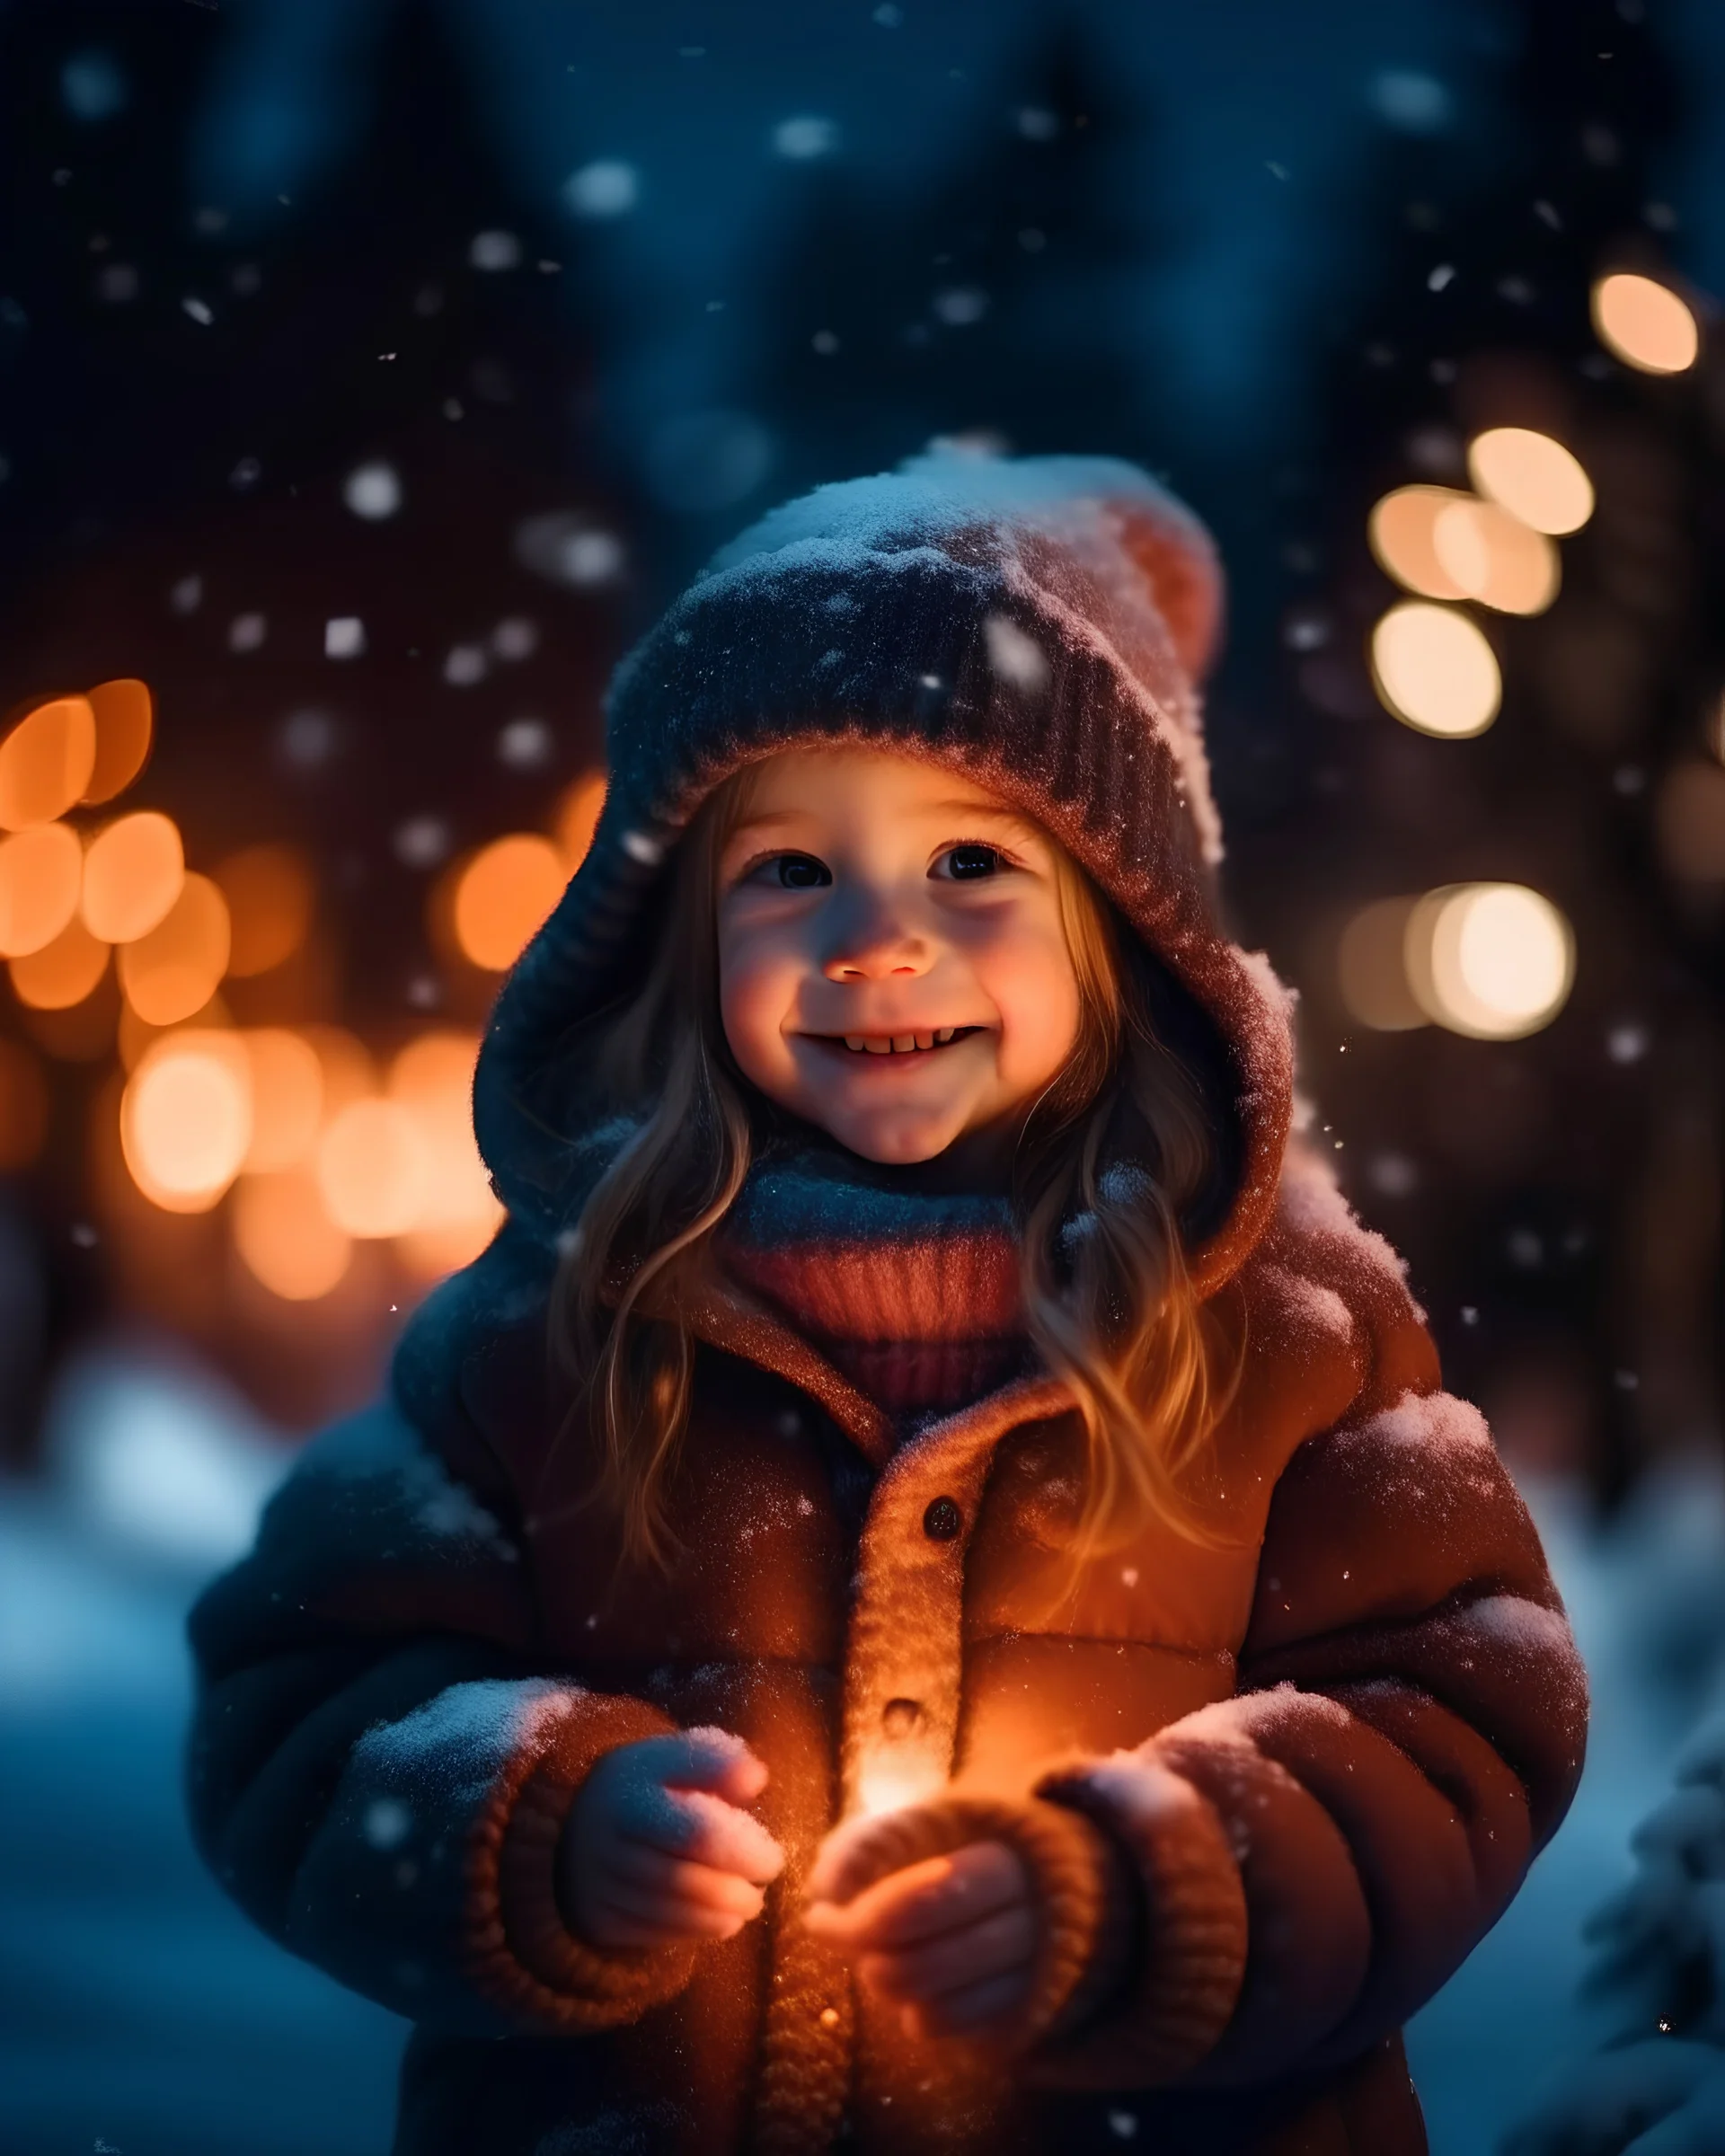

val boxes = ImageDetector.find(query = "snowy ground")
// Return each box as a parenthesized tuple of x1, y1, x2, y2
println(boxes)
(4, 1344, 1721, 2156)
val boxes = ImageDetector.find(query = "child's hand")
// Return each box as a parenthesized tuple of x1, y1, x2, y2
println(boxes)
(559, 1727, 785, 1949)
(803, 1833, 1036, 2039)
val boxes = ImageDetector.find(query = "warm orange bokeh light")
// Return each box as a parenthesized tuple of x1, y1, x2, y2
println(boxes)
(233, 1168, 353, 1300)
(300, 1025, 374, 1116)
(1405, 883, 1575, 1040)
(1466, 429, 1594, 537)
(555, 770, 606, 870)
(453, 835, 566, 971)
(82, 678, 155, 804)
(1429, 498, 1561, 616)
(316, 1096, 428, 1237)
(116, 871, 232, 1026)
(215, 844, 316, 977)
(1591, 272, 1701, 376)
(0, 1036, 49, 1170)
(1367, 485, 1472, 601)
(10, 914, 111, 1010)
(82, 810, 185, 942)
(388, 1029, 502, 1274)
(120, 1032, 252, 1212)
(0, 823, 83, 958)
(239, 1029, 324, 1171)
(0, 697, 97, 830)
(1370, 602, 1501, 738)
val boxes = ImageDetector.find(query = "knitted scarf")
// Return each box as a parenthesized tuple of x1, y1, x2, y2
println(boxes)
(717, 1142, 1029, 1423)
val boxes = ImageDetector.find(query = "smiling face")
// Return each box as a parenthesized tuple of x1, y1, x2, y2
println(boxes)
(714, 747, 1085, 1176)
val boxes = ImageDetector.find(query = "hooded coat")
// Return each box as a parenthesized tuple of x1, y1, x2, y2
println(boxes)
(186, 455, 1588, 2156)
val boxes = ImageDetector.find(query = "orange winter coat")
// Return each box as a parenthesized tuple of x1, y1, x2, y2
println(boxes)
(188, 1128, 1587, 2156)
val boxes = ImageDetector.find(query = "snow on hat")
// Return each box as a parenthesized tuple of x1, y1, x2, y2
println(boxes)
(473, 449, 1295, 1297)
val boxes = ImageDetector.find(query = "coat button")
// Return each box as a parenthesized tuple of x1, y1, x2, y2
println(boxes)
(881, 1698, 923, 1736)
(923, 1496, 962, 1541)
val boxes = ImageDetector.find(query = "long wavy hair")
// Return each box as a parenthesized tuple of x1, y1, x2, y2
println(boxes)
(548, 760, 1247, 1578)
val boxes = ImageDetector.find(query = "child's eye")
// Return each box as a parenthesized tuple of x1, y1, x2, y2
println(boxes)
(935, 843, 1007, 881)
(748, 851, 832, 890)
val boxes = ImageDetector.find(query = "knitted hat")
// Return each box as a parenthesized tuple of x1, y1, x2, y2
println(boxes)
(473, 450, 1296, 1298)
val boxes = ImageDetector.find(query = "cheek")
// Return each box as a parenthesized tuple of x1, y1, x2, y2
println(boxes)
(980, 922, 1083, 1082)
(718, 928, 801, 1083)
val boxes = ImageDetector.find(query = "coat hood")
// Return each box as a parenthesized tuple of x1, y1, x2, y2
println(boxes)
(472, 450, 1296, 1298)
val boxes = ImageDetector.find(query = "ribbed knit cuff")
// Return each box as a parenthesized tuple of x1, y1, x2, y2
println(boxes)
(464, 1688, 699, 2030)
(808, 1790, 1128, 2052)
(1026, 1752, 1249, 2088)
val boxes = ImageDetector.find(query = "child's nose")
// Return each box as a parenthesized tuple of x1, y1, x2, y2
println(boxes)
(820, 894, 931, 981)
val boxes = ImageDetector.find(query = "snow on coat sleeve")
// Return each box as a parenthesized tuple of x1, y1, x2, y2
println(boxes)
(184, 1394, 694, 2037)
(1026, 1268, 1590, 2091)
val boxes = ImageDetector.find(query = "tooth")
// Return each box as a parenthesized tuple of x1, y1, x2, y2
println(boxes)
(891, 1035, 915, 1053)
(845, 1037, 865, 1052)
(935, 1027, 953, 1045)
(865, 1038, 890, 1055)
(915, 1032, 933, 1050)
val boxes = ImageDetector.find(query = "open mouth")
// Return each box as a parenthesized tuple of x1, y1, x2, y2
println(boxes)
(811, 1026, 984, 1057)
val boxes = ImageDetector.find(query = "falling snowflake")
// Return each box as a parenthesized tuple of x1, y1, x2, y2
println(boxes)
(1607, 1021, 1650, 1065)
(364, 1798, 412, 1850)
(444, 644, 488, 686)
(1370, 69, 1453, 133)
(344, 460, 402, 520)
(498, 718, 554, 770)
(772, 115, 838, 160)
(324, 617, 367, 661)
(562, 160, 640, 218)
(468, 229, 521, 271)
(226, 614, 267, 653)
(933, 286, 988, 326)
(393, 817, 451, 870)
(984, 614, 1048, 694)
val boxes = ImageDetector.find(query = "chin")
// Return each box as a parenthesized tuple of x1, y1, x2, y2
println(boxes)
(830, 1118, 957, 1167)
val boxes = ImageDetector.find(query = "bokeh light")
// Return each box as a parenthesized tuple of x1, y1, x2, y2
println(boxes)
(233, 1167, 353, 1300)
(452, 833, 565, 970)
(555, 771, 607, 870)
(1591, 272, 1700, 376)
(215, 844, 315, 976)
(1405, 883, 1575, 1039)
(239, 1028, 324, 1171)
(0, 1036, 49, 1169)
(1370, 602, 1501, 738)
(120, 1031, 252, 1211)
(10, 913, 110, 1009)
(1367, 485, 1471, 601)
(0, 823, 83, 957)
(0, 696, 97, 828)
(388, 1029, 502, 1274)
(1430, 497, 1561, 615)
(1466, 429, 1594, 536)
(316, 1096, 428, 1237)
(116, 870, 231, 1025)
(82, 810, 185, 941)
(82, 677, 155, 802)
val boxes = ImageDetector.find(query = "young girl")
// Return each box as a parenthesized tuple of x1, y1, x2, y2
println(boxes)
(187, 453, 1588, 2156)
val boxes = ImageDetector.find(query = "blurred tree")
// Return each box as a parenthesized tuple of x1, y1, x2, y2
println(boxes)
(1254, 0, 1707, 1507)
(753, 15, 1180, 497)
